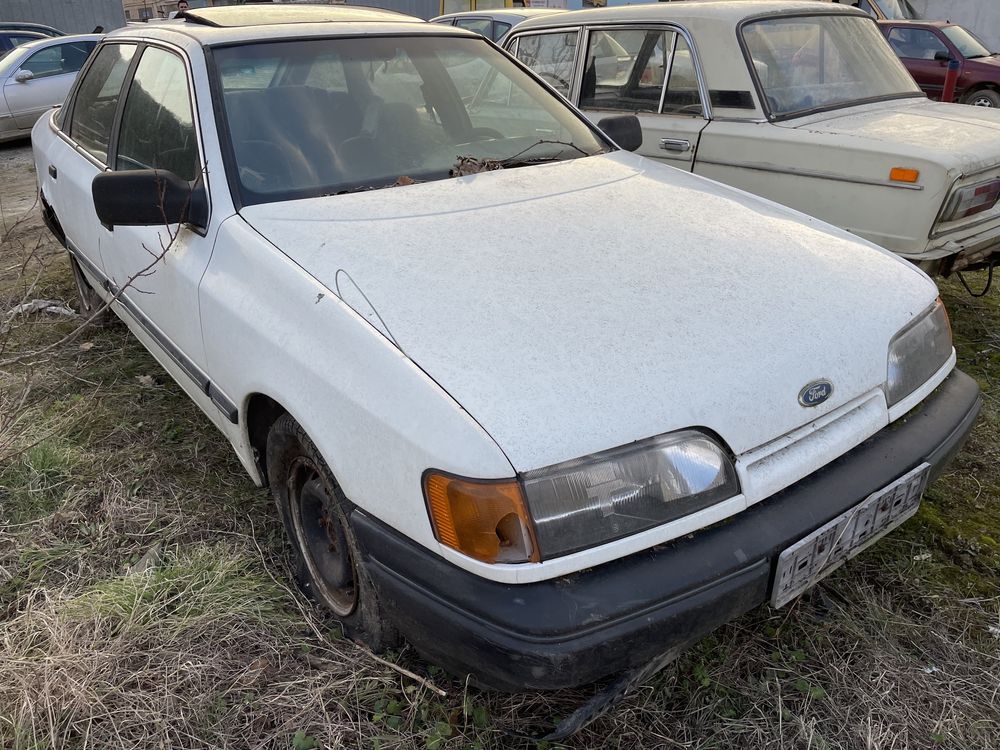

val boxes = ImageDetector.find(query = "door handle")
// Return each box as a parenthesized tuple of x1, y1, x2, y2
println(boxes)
(48, 164, 57, 179)
(659, 138, 691, 153)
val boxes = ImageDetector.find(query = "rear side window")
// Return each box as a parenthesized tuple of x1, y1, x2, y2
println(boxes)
(69, 43, 136, 162)
(514, 31, 579, 99)
(116, 47, 199, 182)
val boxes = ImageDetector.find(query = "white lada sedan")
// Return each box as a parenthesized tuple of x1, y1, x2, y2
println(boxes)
(32, 4, 980, 691)
(505, 1, 1000, 276)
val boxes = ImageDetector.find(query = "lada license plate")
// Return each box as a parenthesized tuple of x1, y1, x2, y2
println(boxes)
(771, 463, 931, 608)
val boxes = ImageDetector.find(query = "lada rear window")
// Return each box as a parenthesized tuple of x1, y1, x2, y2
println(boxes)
(212, 35, 607, 205)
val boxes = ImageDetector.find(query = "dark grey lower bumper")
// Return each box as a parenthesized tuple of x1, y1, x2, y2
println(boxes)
(354, 370, 982, 691)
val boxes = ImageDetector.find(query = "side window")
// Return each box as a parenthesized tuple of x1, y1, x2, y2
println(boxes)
(69, 43, 136, 163)
(8, 34, 43, 48)
(515, 31, 578, 99)
(455, 18, 493, 37)
(116, 47, 199, 182)
(20, 41, 95, 79)
(304, 53, 347, 91)
(887, 28, 949, 60)
(579, 28, 703, 116)
(218, 56, 279, 90)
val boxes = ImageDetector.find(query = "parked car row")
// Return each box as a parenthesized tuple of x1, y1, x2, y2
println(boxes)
(30, 3, 983, 696)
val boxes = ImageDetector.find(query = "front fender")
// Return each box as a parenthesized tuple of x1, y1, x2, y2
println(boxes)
(199, 215, 515, 555)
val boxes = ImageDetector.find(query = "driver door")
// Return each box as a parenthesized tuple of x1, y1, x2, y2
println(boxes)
(885, 26, 951, 100)
(99, 44, 216, 382)
(576, 26, 708, 170)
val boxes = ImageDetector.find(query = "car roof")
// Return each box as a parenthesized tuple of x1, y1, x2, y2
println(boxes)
(0, 22, 62, 36)
(1, 30, 45, 40)
(104, 4, 483, 47)
(106, 13, 480, 50)
(179, 4, 419, 28)
(11, 33, 102, 53)
(432, 8, 565, 22)
(876, 19, 952, 28)
(513, 0, 867, 30)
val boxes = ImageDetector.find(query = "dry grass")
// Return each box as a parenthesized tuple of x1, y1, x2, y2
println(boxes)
(1, 140, 998, 749)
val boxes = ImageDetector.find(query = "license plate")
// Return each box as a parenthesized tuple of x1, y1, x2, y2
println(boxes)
(771, 463, 930, 608)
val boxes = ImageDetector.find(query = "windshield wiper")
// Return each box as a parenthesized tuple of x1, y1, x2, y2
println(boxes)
(501, 138, 594, 163)
(452, 140, 596, 178)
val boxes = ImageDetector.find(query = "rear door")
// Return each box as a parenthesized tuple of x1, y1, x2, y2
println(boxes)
(40, 42, 137, 280)
(575, 26, 709, 170)
(3, 39, 96, 128)
(885, 26, 950, 99)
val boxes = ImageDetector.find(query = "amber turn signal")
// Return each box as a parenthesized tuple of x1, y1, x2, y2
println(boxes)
(889, 167, 920, 184)
(423, 472, 539, 564)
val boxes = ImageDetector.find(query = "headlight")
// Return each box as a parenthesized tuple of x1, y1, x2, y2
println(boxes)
(521, 431, 739, 559)
(886, 299, 953, 407)
(941, 178, 1000, 222)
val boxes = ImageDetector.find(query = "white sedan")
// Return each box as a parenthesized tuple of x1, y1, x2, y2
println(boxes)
(506, 1, 1000, 276)
(0, 33, 99, 143)
(32, 4, 980, 691)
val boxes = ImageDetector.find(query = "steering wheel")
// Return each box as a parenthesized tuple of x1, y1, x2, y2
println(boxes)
(539, 72, 570, 93)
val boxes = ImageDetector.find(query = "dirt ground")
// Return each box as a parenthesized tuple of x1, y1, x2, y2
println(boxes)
(1, 137, 998, 750)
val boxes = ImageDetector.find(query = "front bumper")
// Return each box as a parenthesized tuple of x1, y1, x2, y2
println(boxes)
(353, 370, 982, 692)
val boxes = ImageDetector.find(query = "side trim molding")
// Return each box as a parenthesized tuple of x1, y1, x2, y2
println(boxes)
(696, 159, 925, 191)
(67, 243, 239, 425)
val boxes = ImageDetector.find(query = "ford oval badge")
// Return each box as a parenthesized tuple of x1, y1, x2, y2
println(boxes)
(798, 380, 833, 408)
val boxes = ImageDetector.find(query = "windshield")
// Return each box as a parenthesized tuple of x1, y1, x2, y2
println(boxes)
(874, 0, 919, 20)
(213, 36, 607, 205)
(943, 25, 993, 59)
(742, 15, 921, 119)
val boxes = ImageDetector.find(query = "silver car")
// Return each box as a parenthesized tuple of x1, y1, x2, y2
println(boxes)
(0, 34, 99, 143)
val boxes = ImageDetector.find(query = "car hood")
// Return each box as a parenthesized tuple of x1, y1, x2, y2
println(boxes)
(787, 98, 1000, 173)
(965, 54, 1000, 71)
(240, 151, 936, 472)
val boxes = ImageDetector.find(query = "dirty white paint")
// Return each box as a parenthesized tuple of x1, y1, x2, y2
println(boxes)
(509, 1, 1000, 263)
(35, 17, 952, 584)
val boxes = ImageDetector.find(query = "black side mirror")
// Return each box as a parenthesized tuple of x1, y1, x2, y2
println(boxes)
(92, 169, 207, 230)
(597, 114, 642, 152)
(934, 50, 952, 63)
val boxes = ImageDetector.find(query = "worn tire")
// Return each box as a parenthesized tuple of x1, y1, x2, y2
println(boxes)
(266, 413, 398, 651)
(68, 255, 112, 327)
(963, 88, 1000, 108)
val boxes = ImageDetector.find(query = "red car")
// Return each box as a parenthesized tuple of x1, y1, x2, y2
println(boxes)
(880, 20, 1000, 107)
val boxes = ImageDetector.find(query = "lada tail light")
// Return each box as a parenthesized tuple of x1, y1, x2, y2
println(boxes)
(942, 178, 1000, 222)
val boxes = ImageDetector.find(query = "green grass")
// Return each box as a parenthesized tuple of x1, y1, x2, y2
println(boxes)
(0, 186, 998, 748)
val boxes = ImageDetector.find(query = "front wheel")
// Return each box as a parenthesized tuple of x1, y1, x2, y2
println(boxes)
(964, 88, 1000, 108)
(266, 413, 397, 650)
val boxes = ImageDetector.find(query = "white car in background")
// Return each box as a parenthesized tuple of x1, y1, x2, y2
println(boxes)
(32, 4, 980, 692)
(0, 33, 99, 142)
(506, 1, 1000, 275)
